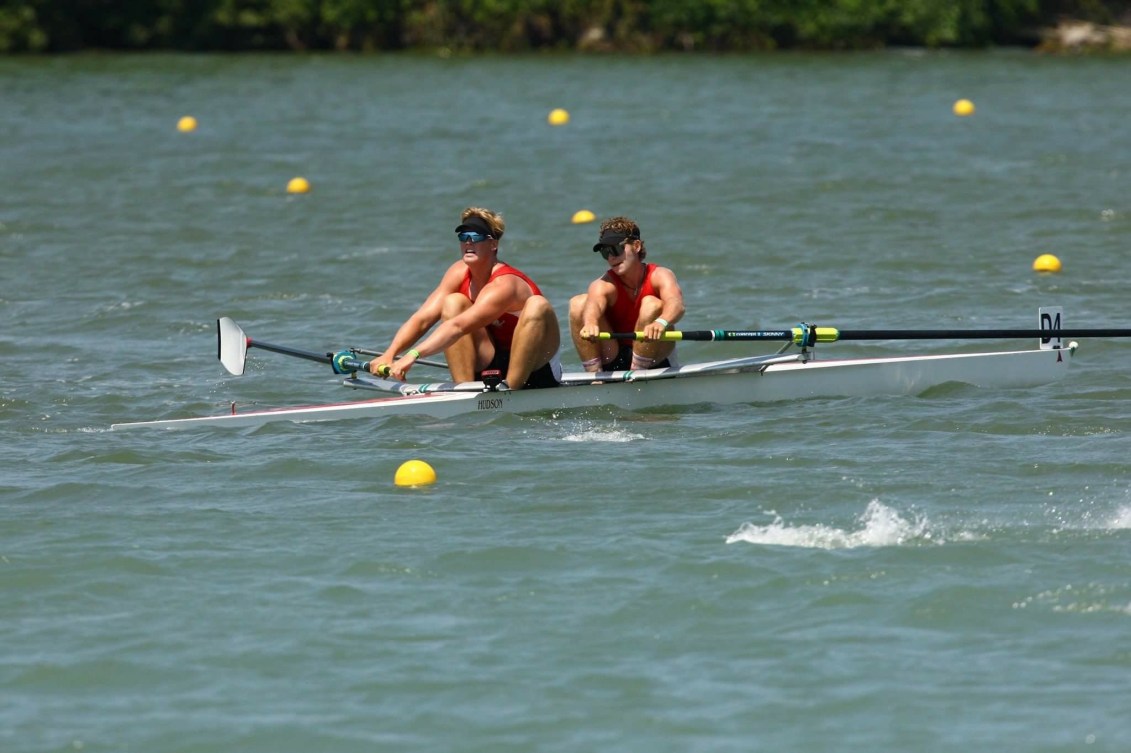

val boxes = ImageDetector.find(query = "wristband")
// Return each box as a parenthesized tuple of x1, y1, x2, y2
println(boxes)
(654, 318, 670, 330)
(407, 348, 421, 360)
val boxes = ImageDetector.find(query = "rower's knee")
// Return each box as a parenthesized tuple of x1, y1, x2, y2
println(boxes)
(441, 292, 472, 320)
(635, 295, 663, 327)
(522, 294, 558, 326)
(568, 293, 588, 324)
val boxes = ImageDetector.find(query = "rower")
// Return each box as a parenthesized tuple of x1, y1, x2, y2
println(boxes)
(570, 216, 685, 374)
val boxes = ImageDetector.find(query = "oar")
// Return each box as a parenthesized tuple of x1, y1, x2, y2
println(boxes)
(347, 346, 447, 370)
(216, 317, 445, 376)
(602, 326, 1131, 346)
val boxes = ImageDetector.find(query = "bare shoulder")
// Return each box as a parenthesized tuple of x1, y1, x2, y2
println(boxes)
(485, 266, 529, 293)
(591, 274, 617, 294)
(476, 265, 531, 309)
(650, 265, 681, 285)
(437, 260, 468, 289)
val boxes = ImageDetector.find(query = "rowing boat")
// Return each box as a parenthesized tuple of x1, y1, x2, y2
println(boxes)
(110, 307, 1095, 431)
(112, 346, 1077, 431)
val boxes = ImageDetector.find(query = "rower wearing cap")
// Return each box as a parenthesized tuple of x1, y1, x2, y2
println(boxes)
(569, 216, 685, 373)
(370, 207, 561, 389)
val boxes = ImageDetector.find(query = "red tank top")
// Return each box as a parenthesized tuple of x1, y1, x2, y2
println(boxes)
(458, 263, 542, 350)
(607, 263, 658, 347)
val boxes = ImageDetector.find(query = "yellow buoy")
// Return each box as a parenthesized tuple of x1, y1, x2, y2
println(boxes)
(177, 116, 198, 133)
(953, 99, 975, 117)
(548, 108, 570, 126)
(286, 176, 311, 194)
(1032, 253, 1062, 273)
(571, 209, 595, 224)
(395, 459, 437, 487)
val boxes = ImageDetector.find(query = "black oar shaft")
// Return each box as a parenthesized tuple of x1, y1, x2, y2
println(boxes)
(248, 338, 335, 365)
(249, 339, 369, 373)
(838, 329, 1131, 340)
(247, 337, 447, 374)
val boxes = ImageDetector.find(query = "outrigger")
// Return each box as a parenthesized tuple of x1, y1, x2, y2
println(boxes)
(111, 307, 1129, 431)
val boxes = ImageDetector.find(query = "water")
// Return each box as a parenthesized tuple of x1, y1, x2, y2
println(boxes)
(3, 51, 1130, 752)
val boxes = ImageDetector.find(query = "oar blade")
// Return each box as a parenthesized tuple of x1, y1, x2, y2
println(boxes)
(217, 317, 248, 375)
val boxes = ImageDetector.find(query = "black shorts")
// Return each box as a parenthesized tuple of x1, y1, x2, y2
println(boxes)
(605, 345, 672, 372)
(479, 351, 560, 389)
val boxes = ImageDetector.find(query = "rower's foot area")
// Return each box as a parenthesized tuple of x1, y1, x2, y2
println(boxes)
(480, 369, 508, 392)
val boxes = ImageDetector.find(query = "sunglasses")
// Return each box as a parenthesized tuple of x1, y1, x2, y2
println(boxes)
(596, 241, 628, 260)
(457, 231, 491, 244)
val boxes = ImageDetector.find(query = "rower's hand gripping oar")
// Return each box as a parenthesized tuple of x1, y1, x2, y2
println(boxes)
(216, 317, 445, 377)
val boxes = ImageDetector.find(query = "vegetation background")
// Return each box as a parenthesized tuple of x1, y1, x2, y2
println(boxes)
(2, 0, 1130, 53)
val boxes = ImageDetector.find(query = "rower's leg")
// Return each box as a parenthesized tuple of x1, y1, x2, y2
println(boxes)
(441, 293, 491, 382)
(632, 295, 675, 367)
(507, 295, 560, 389)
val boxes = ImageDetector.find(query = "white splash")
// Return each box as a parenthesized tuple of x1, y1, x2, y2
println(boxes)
(1108, 505, 1131, 529)
(726, 500, 933, 549)
(560, 420, 645, 443)
(1053, 500, 1131, 531)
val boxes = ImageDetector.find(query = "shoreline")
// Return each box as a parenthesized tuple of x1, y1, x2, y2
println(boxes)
(1037, 18, 1131, 52)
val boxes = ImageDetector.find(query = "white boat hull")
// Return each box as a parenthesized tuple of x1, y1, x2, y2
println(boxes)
(111, 345, 1075, 431)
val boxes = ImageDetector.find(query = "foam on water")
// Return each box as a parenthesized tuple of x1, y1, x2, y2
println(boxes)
(1044, 497, 1131, 531)
(1013, 583, 1131, 616)
(1108, 504, 1131, 529)
(559, 421, 646, 443)
(725, 500, 934, 548)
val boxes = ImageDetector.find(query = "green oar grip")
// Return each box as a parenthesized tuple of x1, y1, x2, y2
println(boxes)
(597, 331, 684, 341)
(791, 326, 840, 345)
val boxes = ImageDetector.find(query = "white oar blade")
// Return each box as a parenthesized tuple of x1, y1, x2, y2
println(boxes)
(217, 317, 248, 375)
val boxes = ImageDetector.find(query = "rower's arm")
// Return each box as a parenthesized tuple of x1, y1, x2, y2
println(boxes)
(643, 266, 685, 339)
(372, 261, 463, 372)
(580, 279, 615, 339)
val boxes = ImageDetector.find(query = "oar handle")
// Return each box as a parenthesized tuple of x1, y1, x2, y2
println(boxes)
(348, 346, 448, 370)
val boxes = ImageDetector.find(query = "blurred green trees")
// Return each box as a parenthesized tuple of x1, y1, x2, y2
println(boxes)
(2, 0, 1126, 53)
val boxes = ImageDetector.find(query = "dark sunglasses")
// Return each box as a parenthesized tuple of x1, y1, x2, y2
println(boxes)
(596, 241, 627, 260)
(457, 231, 491, 243)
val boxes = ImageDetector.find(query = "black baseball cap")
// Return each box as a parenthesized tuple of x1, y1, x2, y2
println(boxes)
(455, 216, 493, 236)
(592, 228, 640, 252)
